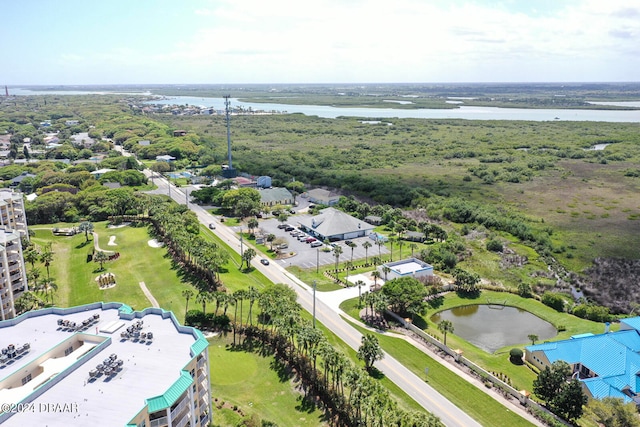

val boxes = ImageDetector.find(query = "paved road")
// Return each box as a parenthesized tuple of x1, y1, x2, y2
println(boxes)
(145, 171, 482, 427)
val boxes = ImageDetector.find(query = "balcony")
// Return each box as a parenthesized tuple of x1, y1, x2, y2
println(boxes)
(149, 416, 168, 427)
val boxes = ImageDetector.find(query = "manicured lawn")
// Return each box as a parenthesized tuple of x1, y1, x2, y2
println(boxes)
(349, 323, 536, 427)
(31, 223, 178, 312)
(341, 289, 611, 411)
(208, 334, 328, 427)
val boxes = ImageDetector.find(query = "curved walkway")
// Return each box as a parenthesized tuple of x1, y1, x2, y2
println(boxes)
(139, 282, 159, 308)
(92, 231, 116, 254)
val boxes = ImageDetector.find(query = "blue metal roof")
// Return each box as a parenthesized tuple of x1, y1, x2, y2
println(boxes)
(528, 321, 640, 401)
(621, 317, 640, 332)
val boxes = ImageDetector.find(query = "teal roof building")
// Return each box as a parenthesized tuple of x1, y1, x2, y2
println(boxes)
(526, 318, 640, 404)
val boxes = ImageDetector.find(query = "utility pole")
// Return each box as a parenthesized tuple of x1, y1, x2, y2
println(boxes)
(313, 280, 317, 328)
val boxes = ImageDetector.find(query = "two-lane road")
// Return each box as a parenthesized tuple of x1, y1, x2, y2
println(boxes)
(147, 171, 481, 427)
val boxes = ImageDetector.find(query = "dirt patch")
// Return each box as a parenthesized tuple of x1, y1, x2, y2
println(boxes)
(574, 258, 640, 314)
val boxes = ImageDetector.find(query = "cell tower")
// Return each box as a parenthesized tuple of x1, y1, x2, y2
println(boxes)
(222, 95, 237, 178)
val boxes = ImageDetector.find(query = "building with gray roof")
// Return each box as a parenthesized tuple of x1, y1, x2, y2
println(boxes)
(297, 207, 374, 242)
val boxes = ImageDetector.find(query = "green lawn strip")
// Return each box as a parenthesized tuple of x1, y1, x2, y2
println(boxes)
(208, 335, 327, 427)
(343, 290, 610, 405)
(347, 322, 536, 427)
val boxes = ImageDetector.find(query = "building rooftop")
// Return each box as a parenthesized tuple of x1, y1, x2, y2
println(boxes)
(0, 303, 207, 426)
(526, 321, 640, 403)
(298, 207, 373, 238)
(259, 187, 293, 204)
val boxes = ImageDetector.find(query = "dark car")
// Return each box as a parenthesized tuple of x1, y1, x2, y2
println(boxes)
(260, 259, 270, 265)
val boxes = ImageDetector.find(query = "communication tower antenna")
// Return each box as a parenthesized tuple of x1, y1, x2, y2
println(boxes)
(224, 95, 233, 170)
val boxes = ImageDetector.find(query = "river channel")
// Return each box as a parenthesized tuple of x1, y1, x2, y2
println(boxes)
(11, 88, 640, 122)
(143, 96, 640, 122)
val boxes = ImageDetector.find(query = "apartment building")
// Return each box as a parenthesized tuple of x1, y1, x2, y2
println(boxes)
(0, 189, 28, 237)
(0, 303, 212, 427)
(0, 227, 28, 320)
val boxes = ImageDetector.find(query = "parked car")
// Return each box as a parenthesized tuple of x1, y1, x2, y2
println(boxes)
(298, 235, 308, 241)
(345, 240, 353, 245)
(284, 226, 294, 232)
(260, 258, 270, 265)
(310, 241, 323, 248)
(305, 237, 317, 243)
(277, 224, 286, 229)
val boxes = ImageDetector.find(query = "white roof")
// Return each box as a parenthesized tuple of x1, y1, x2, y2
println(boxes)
(0, 304, 204, 426)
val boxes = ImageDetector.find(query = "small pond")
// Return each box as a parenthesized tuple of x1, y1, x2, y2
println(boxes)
(431, 305, 557, 353)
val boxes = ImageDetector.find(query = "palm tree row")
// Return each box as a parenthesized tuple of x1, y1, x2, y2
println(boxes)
(147, 198, 229, 291)
(231, 284, 443, 427)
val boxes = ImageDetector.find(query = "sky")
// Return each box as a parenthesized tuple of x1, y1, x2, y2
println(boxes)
(2, 0, 639, 85)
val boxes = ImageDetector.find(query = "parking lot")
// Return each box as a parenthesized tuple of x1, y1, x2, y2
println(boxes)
(238, 215, 390, 269)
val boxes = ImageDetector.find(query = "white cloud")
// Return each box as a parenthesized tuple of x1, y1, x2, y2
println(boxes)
(31, 0, 640, 83)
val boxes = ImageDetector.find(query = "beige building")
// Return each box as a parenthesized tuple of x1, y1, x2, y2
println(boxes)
(0, 227, 28, 320)
(0, 189, 28, 237)
(0, 303, 212, 427)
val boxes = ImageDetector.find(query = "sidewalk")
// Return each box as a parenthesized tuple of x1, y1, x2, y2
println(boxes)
(318, 286, 545, 427)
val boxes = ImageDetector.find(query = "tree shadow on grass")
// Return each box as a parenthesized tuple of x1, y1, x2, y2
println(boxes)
(269, 357, 293, 383)
(367, 366, 385, 380)
(295, 394, 318, 414)
(75, 240, 92, 249)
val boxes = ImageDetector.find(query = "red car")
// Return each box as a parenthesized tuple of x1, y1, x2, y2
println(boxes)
(305, 237, 317, 243)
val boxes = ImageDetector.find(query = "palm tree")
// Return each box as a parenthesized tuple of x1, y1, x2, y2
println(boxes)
(355, 280, 366, 307)
(196, 291, 210, 313)
(40, 243, 54, 280)
(42, 278, 57, 305)
(388, 236, 396, 261)
(438, 320, 454, 346)
(358, 334, 384, 371)
(94, 251, 109, 271)
(24, 247, 40, 270)
(347, 241, 357, 264)
(397, 239, 405, 260)
(247, 218, 259, 235)
(241, 248, 256, 270)
(382, 265, 391, 281)
(182, 289, 194, 319)
(246, 286, 259, 327)
(376, 239, 384, 257)
(345, 261, 353, 285)
(332, 245, 343, 273)
(362, 241, 372, 265)
(409, 243, 418, 258)
(371, 270, 381, 288)
(266, 233, 276, 251)
(78, 221, 94, 243)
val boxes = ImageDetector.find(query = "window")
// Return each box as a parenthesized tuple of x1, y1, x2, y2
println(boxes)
(64, 346, 73, 356)
(21, 373, 32, 385)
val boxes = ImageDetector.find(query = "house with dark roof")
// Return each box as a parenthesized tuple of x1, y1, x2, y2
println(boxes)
(526, 317, 640, 404)
(297, 207, 374, 241)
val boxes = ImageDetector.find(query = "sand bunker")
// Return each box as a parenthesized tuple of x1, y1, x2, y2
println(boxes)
(147, 239, 164, 248)
(108, 236, 117, 246)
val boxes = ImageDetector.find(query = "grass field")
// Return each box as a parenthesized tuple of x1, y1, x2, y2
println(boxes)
(209, 335, 328, 427)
